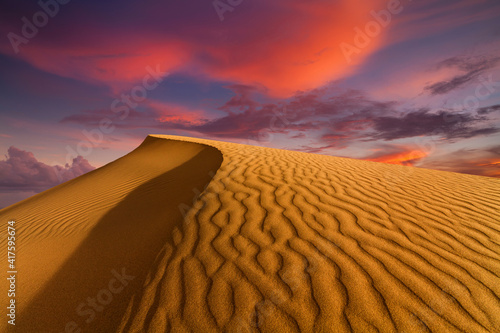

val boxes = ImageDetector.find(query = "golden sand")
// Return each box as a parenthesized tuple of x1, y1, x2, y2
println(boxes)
(0, 135, 499, 332)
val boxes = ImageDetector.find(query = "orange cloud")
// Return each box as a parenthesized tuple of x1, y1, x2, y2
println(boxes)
(1, 0, 389, 97)
(198, 0, 389, 96)
(364, 146, 428, 166)
(8, 40, 188, 93)
(475, 159, 500, 177)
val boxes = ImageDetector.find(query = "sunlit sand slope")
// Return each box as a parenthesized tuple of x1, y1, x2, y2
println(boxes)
(1, 135, 500, 332)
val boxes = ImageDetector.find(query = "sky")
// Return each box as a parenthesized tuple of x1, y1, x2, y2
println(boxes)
(0, 0, 500, 208)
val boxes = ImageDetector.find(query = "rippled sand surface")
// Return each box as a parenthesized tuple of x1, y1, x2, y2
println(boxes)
(1, 135, 499, 332)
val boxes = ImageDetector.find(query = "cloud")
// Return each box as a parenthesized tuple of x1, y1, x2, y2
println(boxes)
(419, 145, 500, 177)
(369, 109, 499, 141)
(60, 84, 500, 150)
(60, 99, 208, 130)
(60, 86, 285, 138)
(477, 104, 500, 115)
(186, 88, 401, 141)
(0, 191, 37, 209)
(0, 0, 388, 96)
(0, 146, 95, 191)
(361, 144, 428, 166)
(424, 55, 500, 95)
(292, 144, 338, 154)
(217, 84, 263, 113)
(319, 133, 353, 149)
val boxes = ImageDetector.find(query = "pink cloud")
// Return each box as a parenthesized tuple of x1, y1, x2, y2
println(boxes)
(147, 100, 210, 126)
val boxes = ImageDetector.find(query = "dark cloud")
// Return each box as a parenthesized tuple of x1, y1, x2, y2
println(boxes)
(425, 56, 500, 95)
(60, 86, 498, 147)
(0, 147, 95, 192)
(370, 109, 499, 141)
(425, 73, 478, 95)
(183, 88, 398, 141)
(189, 108, 276, 138)
(434, 56, 499, 72)
(477, 104, 500, 115)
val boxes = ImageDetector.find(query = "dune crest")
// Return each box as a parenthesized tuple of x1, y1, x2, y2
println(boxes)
(1, 135, 500, 332)
(0, 137, 222, 332)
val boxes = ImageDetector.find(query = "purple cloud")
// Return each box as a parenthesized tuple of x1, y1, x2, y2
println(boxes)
(59, 85, 500, 150)
(424, 56, 500, 95)
(477, 104, 500, 115)
(369, 109, 499, 141)
(0, 146, 95, 192)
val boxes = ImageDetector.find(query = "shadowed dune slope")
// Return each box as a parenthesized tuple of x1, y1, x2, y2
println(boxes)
(1, 135, 500, 332)
(0, 137, 222, 332)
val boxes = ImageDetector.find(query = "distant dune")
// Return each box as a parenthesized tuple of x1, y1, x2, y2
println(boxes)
(1, 135, 499, 332)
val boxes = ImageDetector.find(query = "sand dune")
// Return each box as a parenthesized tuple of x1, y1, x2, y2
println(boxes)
(1, 135, 499, 332)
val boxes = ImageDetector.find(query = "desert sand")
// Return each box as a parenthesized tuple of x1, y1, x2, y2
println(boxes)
(0, 135, 499, 332)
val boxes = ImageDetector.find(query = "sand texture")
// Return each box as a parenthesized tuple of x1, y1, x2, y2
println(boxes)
(1, 135, 499, 332)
